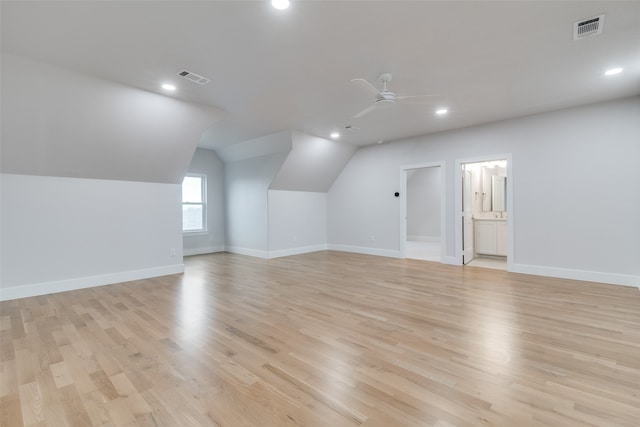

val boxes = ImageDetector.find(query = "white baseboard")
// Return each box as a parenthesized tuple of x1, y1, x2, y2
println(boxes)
(510, 263, 640, 288)
(327, 244, 401, 259)
(0, 264, 185, 301)
(226, 244, 329, 259)
(225, 246, 269, 259)
(267, 244, 328, 259)
(407, 235, 440, 243)
(183, 246, 226, 257)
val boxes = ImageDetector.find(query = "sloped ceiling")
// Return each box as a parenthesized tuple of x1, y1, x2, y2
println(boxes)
(1, 53, 224, 183)
(217, 129, 355, 192)
(270, 131, 356, 192)
(216, 130, 292, 163)
(2, 1, 639, 150)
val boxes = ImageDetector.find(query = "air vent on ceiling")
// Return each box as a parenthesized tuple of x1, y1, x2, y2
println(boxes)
(573, 14, 604, 40)
(177, 69, 211, 85)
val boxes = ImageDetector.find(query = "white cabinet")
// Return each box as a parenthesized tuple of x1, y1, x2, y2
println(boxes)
(496, 221, 507, 256)
(474, 219, 507, 256)
(475, 221, 497, 254)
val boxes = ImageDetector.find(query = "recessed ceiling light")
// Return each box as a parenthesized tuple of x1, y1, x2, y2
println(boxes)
(272, 0, 290, 10)
(330, 132, 340, 139)
(435, 108, 448, 116)
(604, 67, 623, 76)
(162, 83, 176, 91)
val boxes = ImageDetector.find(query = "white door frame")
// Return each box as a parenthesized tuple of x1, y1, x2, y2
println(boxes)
(399, 161, 446, 260)
(454, 154, 514, 269)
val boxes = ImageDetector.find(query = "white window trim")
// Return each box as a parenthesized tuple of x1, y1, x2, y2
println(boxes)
(184, 230, 209, 237)
(182, 173, 207, 234)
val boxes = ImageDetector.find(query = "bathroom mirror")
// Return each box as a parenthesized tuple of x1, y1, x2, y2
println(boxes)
(491, 175, 506, 212)
(482, 166, 507, 212)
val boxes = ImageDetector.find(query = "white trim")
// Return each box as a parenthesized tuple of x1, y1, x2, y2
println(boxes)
(441, 256, 459, 266)
(183, 231, 209, 237)
(0, 264, 185, 301)
(407, 235, 440, 243)
(267, 244, 328, 259)
(183, 246, 226, 256)
(225, 246, 269, 259)
(510, 263, 640, 288)
(327, 244, 401, 259)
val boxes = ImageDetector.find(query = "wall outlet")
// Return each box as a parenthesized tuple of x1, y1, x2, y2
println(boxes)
(370, 235, 376, 241)
(169, 248, 176, 257)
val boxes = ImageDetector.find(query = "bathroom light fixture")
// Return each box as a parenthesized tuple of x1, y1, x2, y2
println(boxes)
(272, 0, 289, 10)
(330, 132, 340, 139)
(162, 83, 176, 91)
(435, 108, 448, 116)
(604, 67, 623, 76)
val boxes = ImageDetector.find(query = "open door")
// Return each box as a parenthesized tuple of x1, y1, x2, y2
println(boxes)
(462, 169, 474, 265)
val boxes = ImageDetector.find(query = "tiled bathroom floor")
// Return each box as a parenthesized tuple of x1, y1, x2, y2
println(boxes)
(466, 256, 507, 270)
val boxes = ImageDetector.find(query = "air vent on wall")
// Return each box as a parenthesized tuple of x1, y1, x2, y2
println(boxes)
(574, 14, 604, 40)
(177, 69, 211, 85)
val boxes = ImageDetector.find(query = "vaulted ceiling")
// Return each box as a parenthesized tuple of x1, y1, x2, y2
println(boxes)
(2, 1, 639, 150)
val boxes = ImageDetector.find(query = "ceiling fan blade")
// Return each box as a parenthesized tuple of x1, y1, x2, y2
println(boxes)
(395, 94, 441, 100)
(353, 104, 378, 119)
(398, 100, 438, 105)
(351, 78, 382, 96)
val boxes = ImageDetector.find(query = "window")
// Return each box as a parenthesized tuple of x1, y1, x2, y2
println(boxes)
(182, 174, 206, 232)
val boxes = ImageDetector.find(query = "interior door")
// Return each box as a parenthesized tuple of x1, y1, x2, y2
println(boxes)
(462, 169, 474, 265)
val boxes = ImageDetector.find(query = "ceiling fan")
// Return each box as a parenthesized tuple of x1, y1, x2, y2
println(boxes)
(350, 73, 438, 119)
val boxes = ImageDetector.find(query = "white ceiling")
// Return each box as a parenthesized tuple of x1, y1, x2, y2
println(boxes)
(2, 1, 639, 150)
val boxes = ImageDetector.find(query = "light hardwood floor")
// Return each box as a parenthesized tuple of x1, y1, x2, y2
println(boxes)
(1, 251, 639, 426)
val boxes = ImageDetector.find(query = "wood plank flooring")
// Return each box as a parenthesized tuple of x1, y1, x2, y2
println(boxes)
(1, 251, 639, 426)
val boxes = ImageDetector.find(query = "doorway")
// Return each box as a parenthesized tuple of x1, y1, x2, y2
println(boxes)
(455, 155, 512, 270)
(399, 162, 446, 262)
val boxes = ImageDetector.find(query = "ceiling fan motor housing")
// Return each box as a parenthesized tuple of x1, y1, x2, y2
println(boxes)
(376, 95, 396, 106)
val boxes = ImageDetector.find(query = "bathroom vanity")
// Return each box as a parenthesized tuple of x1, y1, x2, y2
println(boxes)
(474, 218, 507, 256)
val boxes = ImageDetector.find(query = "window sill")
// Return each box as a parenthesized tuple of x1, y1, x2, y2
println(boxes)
(183, 231, 209, 237)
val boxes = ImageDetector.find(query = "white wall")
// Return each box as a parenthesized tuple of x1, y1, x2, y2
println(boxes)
(183, 148, 226, 256)
(225, 152, 289, 257)
(328, 97, 640, 286)
(0, 54, 223, 300)
(222, 130, 353, 258)
(268, 190, 327, 257)
(327, 143, 407, 258)
(1, 174, 183, 300)
(406, 167, 441, 241)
